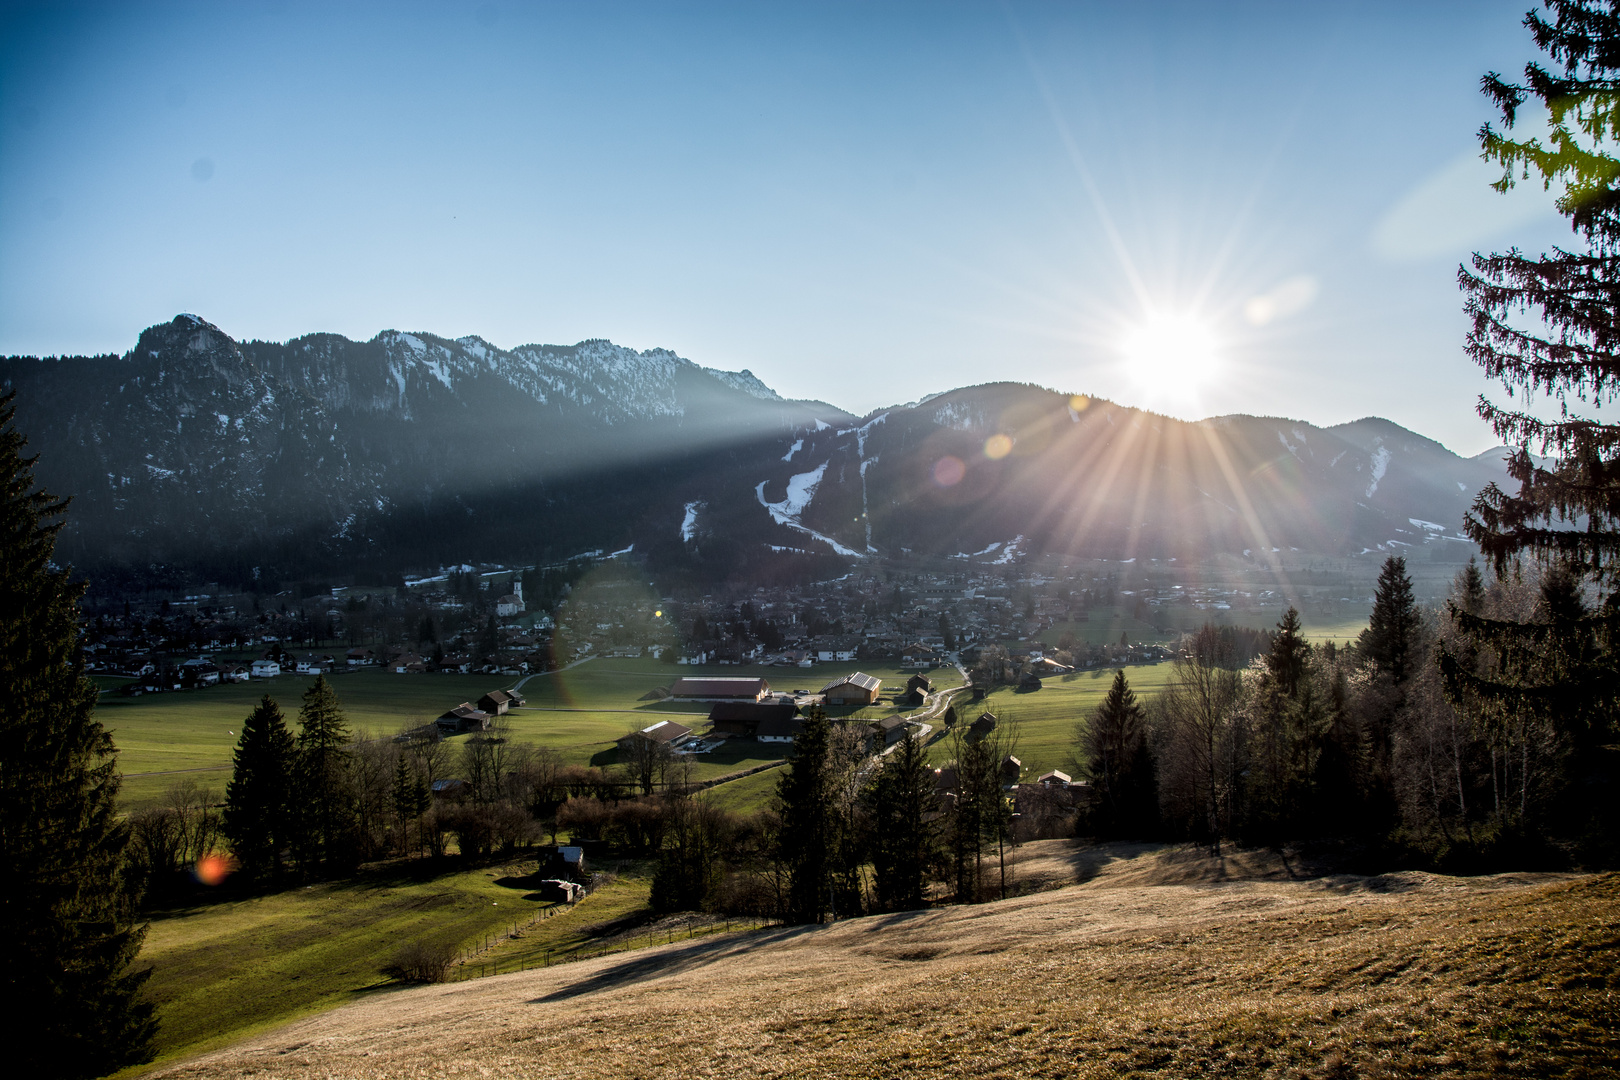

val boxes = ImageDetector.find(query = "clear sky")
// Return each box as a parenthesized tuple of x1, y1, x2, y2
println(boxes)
(0, 0, 1573, 455)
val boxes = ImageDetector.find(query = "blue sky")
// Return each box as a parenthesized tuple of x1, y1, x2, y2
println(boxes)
(0, 1, 1571, 454)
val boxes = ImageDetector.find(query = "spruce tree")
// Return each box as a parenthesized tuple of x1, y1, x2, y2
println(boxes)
(777, 707, 833, 923)
(1083, 669, 1156, 838)
(1266, 607, 1309, 698)
(222, 696, 296, 882)
(1362, 557, 1418, 685)
(0, 392, 156, 1076)
(1446, 0, 1620, 860)
(292, 675, 356, 873)
(869, 731, 936, 912)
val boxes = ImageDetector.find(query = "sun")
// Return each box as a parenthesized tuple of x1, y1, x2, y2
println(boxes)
(1119, 313, 1220, 398)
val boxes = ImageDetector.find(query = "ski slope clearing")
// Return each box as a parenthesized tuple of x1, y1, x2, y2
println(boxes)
(151, 845, 1617, 1079)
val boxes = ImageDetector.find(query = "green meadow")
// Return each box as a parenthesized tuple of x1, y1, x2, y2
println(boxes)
(925, 664, 1181, 783)
(103, 658, 969, 809)
(123, 856, 654, 1073)
(1042, 604, 1368, 649)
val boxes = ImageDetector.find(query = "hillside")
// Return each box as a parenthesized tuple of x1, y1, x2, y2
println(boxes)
(2, 316, 1510, 586)
(150, 845, 1618, 1079)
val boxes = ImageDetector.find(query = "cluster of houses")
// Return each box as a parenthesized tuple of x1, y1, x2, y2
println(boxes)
(617, 670, 924, 756)
(434, 688, 526, 736)
(929, 711, 1091, 838)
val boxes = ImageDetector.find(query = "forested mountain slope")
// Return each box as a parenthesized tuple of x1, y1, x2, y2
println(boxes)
(1, 316, 1506, 585)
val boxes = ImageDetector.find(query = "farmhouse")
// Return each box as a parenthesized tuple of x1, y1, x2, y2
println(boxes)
(707, 700, 799, 738)
(870, 715, 910, 747)
(617, 719, 694, 751)
(967, 711, 998, 742)
(477, 689, 516, 715)
(388, 652, 427, 674)
(250, 659, 280, 678)
(669, 676, 771, 701)
(756, 713, 805, 743)
(900, 672, 932, 706)
(436, 703, 493, 735)
(821, 671, 882, 706)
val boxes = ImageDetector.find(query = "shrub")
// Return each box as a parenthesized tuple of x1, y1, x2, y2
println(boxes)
(384, 940, 458, 984)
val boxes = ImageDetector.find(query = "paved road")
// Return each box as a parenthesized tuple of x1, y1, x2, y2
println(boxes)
(508, 656, 594, 692)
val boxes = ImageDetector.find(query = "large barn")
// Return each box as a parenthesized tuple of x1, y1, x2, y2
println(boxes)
(707, 700, 799, 737)
(669, 676, 771, 701)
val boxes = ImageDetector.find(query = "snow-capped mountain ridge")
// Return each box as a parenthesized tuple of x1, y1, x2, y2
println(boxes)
(1, 316, 1511, 583)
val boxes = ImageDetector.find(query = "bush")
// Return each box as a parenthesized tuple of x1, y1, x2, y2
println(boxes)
(384, 940, 458, 984)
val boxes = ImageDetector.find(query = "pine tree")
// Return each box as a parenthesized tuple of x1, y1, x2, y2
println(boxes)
(1083, 669, 1155, 838)
(1266, 607, 1310, 698)
(1458, 558, 1487, 615)
(777, 708, 834, 923)
(869, 731, 936, 911)
(222, 696, 296, 882)
(1447, 0, 1620, 860)
(1362, 557, 1419, 685)
(292, 675, 356, 873)
(0, 392, 156, 1076)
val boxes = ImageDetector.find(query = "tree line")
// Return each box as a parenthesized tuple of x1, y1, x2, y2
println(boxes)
(1077, 556, 1617, 869)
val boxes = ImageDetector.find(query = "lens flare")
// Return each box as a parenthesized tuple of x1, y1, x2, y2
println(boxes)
(195, 852, 235, 886)
(1069, 395, 1090, 413)
(933, 455, 966, 486)
(983, 434, 1013, 460)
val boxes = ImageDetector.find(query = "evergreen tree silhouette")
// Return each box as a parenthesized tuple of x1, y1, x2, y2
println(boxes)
(0, 392, 156, 1076)
(223, 696, 296, 882)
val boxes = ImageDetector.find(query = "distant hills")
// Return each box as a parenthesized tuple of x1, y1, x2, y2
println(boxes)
(1, 315, 1509, 587)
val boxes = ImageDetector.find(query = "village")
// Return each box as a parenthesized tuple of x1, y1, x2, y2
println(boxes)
(73, 547, 1378, 695)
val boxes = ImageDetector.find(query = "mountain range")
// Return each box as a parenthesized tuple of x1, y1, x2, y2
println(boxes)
(1, 315, 1511, 587)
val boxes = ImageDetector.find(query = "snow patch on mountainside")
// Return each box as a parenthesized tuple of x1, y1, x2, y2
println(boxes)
(1366, 445, 1391, 497)
(703, 366, 782, 400)
(992, 536, 1026, 564)
(756, 464, 862, 557)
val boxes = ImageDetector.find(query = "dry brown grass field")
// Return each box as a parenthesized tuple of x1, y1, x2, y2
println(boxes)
(150, 844, 1618, 1079)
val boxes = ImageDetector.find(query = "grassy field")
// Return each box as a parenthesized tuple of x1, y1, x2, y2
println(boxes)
(699, 764, 787, 814)
(148, 848, 1620, 1080)
(932, 664, 1179, 781)
(1043, 605, 1369, 648)
(105, 658, 964, 809)
(126, 856, 569, 1071)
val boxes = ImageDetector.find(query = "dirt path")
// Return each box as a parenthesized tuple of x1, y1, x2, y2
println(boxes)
(151, 844, 1618, 1079)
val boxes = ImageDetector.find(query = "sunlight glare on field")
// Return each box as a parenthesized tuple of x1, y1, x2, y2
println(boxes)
(1118, 312, 1219, 411)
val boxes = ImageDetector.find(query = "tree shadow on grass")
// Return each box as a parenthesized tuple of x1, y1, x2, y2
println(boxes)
(527, 925, 813, 1003)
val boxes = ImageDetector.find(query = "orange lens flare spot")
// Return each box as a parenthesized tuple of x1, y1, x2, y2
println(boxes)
(983, 434, 1013, 460)
(195, 852, 235, 886)
(1069, 395, 1090, 412)
(932, 455, 966, 486)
